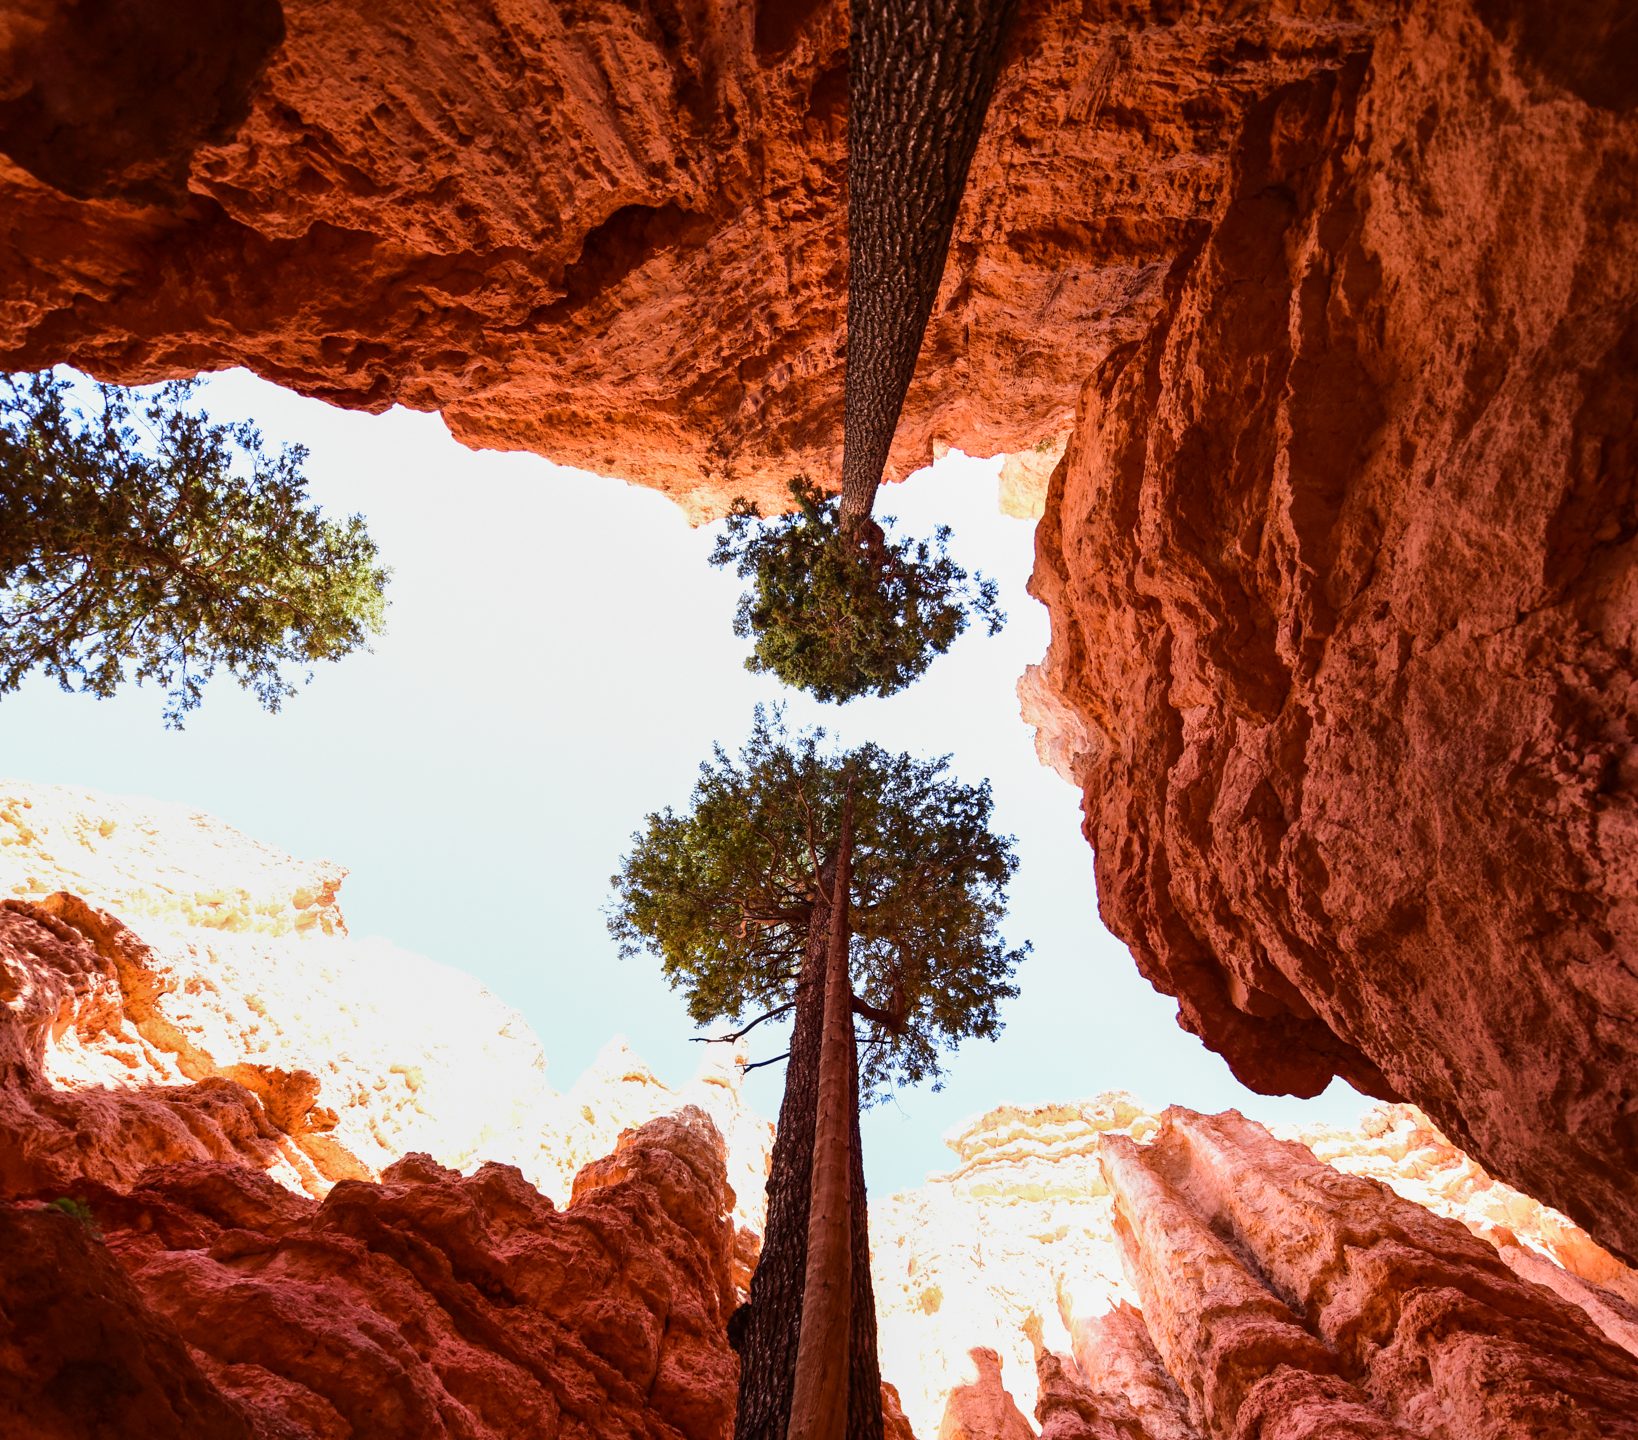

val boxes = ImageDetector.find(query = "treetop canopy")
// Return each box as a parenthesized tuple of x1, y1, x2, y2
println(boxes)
(608, 707, 1025, 1097)
(708, 479, 1003, 704)
(0, 370, 389, 726)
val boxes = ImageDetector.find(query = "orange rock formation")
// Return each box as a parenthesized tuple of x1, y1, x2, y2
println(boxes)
(0, 0, 1386, 518)
(869, 1097, 1638, 1439)
(1018, 0, 1638, 1265)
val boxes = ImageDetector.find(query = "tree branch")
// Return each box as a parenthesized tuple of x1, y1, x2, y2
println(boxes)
(690, 1001, 795, 1044)
(739, 1050, 791, 1075)
(850, 994, 908, 1035)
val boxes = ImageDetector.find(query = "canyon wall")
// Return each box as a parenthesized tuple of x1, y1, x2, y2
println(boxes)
(870, 1097, 1638, 1440)
(1021, 0, 1638, 1264)
(0, 784, 760, 1437)
(2, 0, 1636, 1352)
(0, 0, 1387, 516)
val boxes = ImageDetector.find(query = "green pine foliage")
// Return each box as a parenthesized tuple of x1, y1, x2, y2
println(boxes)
(609, 707, 1026, 1098)
(0, 370, 389, 726)
(43, 1196, 101, 1238)
(708, 479, 1003, 703)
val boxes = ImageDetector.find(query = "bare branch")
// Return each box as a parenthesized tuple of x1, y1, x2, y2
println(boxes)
(690, 1001, 795, 1044)
(850, 993, 908, 1035)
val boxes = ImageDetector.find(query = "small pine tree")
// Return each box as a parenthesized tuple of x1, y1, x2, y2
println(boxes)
(0, 370, 389, 727)
(708, 479, 1002, 705)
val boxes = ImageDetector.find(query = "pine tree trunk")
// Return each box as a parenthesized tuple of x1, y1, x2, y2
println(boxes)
(839, 0, 1016, 530)
(732, 855, 884, 1439)
(787, 788, 856, 1440)
(734, 876, 831, 1440)
(845, 1033, 885, 1440)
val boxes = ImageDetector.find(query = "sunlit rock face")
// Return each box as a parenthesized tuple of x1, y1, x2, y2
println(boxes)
(6, 784, 1638, 1437)
(0, 782, 772, 1234)
(0, 0, 1386, 517)
(870, 1097, 1638, 1440)
(1021, 0, 1638, 1266)
(6, 0, 1632, 1308)
(0, 781, 758, 1436)
(2, 1109, 741, 1439)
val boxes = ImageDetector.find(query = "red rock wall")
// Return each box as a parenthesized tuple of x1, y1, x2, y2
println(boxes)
(1023, 0, 1638, 1265)
(3, 0, 1635, 1320)
(0, 901, 742, 1439)
(10, 872, 1638, 1436)
(0, 0, 1383, 515)
(1086, 1110, 1638, 1440)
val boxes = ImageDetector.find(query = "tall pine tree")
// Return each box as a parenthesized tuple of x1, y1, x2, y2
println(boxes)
(609, 709, 1025, 1436)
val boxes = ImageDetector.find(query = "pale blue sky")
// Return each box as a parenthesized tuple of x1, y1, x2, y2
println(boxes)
(0, 369, 1370, 1194)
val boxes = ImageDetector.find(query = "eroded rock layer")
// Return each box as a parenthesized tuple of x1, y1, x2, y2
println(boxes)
(0, 782, 773, 1231)
(1022, 0, 1638, 1263)
(5, 786, 1638, 1437)
(2, 1111, 740, 1439)
(6, 0, 1632, 1303)
(0, 784, 758, 1437)
(870, 1098, 1638, 1440)
(0, 0, 1386, 516)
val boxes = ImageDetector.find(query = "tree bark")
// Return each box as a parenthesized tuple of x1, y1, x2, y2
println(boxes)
(734, 876, 831, 1440)
(839, 0, 1017, 528)
(845, 1031, 885, 1440)
(787, 786, 855, 1440)
(733, 870, 884, 1440)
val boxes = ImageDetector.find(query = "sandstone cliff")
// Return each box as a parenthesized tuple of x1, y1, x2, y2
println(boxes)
(870, 1096, 1638, 1440)
(0, 782, 758, 1437)
(0, 782, 773, 1232)
(0, 0, 1386, 517)
(1019, 0, 1638, 1265)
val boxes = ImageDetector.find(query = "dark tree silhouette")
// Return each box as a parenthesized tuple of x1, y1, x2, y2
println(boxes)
(609, 709, 1025, 1438)
(0, 370, 388, 726)
(712, 0, 1017, 706)
(841, 0, 1017, 529)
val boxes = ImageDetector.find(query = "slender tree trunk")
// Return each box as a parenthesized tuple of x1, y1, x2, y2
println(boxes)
(839, 0, 1017, 531)
(734, 875, 831, 1440)
(845, 1036, 885, 1440)
(788, 787, 855, 1440)
(733, 867, 884, 1439)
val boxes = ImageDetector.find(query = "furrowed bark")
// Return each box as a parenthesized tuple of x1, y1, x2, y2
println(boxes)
(787, 786, 856, 1440)
(839, 0, 1017, 527)
(734, 874, 831, 1440)
(845, 1029, 885, 1440)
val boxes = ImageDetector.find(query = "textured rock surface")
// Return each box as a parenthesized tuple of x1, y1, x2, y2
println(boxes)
(868, 1096, 1638, 1440)
(0, 784, 751, 1438)
(1139, 1108, 1638, 1438)
(6, 0, 1633, 1315)
(0, 0, 1383, 517)
(1021, 0, 1638, 1265)
(7, 784, 1638, 1437)
(2, 1110, 741, 1439)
